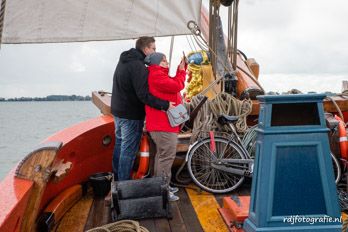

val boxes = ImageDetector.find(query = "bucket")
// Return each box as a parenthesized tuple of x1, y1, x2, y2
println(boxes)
(89, 172, 112, 198)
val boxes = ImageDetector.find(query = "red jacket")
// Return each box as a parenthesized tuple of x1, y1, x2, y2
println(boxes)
(145, 65, 186, 133)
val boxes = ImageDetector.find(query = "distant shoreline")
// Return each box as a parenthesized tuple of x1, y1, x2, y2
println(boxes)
(0, 95, 92, 102)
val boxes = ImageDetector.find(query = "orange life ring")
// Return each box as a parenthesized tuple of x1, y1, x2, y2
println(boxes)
(335, 115, 348, 160)
(134, 133, 150, 179)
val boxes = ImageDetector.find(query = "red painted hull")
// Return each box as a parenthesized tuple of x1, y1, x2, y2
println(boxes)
(0, 115, 115, 231)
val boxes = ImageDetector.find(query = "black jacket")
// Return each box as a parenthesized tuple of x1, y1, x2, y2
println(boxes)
(111, 48, 169, 120)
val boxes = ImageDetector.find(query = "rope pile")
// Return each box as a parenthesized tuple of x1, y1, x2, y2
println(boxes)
(241, 125, 258, 159)
(186, 92, 252, 142)
(86, 220, 149, 232)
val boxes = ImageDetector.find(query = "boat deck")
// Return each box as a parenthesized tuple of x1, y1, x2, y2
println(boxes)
(55, 181, 251, 232)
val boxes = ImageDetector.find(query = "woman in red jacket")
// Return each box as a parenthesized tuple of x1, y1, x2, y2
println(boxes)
(145, 52, 186, 201)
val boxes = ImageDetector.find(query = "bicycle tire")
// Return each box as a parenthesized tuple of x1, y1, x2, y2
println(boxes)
(187, 136, 247, 193)
(331, 152, 341, 184)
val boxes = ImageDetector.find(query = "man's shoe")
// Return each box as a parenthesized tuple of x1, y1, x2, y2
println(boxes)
(169, 186, 179, 194)
(169, 192, 180, 202)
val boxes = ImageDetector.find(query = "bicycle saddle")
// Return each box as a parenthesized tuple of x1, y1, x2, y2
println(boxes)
(218, 114, 239, 125)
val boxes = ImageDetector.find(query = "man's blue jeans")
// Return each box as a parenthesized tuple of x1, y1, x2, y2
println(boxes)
(113, 116, 144, 181)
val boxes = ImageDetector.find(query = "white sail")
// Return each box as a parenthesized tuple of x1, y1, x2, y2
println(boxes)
(1, 0, 201, 44)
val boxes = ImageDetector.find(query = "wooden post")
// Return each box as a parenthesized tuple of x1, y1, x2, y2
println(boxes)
(342, 80, 348, 93)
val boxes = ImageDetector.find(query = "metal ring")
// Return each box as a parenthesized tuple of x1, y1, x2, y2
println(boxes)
(187, 20, 201, 36)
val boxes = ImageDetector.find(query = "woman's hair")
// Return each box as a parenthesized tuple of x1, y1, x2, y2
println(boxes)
(136, 36, 155, 50)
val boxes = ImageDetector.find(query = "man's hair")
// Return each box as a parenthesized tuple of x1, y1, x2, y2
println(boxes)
(136, 36, 155, 50)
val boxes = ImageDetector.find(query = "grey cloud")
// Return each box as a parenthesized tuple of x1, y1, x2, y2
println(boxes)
(0, 0, 347, 97)
(237, 0, 348, 75)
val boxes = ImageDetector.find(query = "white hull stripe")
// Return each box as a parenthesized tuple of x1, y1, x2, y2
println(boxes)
(140, 152, 150, 157)
(340, 137, 348, 142)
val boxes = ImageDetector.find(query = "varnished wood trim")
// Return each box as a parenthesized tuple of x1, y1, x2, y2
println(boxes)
(55, 190, 93, 232)
(37, 185, 83, 231)
(16, 142, 62, 232)
(92, 91, 112, 116)
(15, 141, 62, 178)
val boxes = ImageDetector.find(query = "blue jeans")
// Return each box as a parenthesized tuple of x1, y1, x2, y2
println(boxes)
(113, 116, 144, 180)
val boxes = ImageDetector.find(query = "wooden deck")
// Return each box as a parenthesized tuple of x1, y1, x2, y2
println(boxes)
(82, 188, 204, 232)
(54, 180, 251, 231)
(80, 180, 252, 232)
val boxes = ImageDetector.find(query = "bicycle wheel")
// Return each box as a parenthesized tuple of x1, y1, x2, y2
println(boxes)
(331, 152, 341, 184)
(187, 136, 247, 193)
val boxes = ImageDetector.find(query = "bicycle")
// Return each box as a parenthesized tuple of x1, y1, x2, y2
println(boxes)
(186, 114, 254, 193)
(186, 114, 341, 194)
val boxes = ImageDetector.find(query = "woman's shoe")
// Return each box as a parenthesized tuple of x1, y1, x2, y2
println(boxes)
(169, 186, 179, 194)
(169, 192, 180, 201)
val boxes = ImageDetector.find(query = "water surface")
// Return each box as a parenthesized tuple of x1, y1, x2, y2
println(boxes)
(0, 101, 100, 180)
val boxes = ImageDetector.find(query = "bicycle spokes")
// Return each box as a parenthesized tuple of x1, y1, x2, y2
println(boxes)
(187, 137, 247, 193)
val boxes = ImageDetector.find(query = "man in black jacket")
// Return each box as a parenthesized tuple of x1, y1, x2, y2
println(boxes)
(111, 36, 170, 180)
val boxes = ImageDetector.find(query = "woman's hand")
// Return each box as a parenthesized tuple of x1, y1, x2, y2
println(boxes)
(179, 58, 186, 70)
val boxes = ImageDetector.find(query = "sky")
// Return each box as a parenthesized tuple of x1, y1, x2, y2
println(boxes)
(0, 0, 348, 98)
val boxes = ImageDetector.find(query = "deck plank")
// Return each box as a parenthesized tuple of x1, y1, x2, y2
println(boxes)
(56, 193, 94, 232)
(168, 202, 188, 232)
(84, 197, 111, 231)
(154, 218, 171, 232)
(176, 189, 204, 232)
(139, 219, 157, 232)
(186, 188, 228, 232)
(83, 182, 251, 232)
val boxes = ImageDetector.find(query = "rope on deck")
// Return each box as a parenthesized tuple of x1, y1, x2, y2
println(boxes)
(86, 220, 149, 232)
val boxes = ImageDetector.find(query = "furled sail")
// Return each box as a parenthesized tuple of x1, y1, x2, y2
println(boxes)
(1, 0, 201, 44)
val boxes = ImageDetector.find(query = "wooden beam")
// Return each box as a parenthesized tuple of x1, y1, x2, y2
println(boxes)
(342, 81, 348, 92)
(92, 91, 112, 116)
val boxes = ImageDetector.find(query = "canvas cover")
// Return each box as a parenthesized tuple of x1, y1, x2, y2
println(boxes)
(1, 0, 201, 44)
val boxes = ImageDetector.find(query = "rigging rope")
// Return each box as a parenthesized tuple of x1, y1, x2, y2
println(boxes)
(325, 96, 344, 121)
(183, 23, 252, 138)
(0, 0, 7, 48)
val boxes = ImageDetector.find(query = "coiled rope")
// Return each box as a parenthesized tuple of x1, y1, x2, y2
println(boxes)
(185, 92, 252, 142)
(86, 220, 149, 232)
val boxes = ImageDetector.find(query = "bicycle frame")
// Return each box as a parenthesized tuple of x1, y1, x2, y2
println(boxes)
(211, 159, 253, 177)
